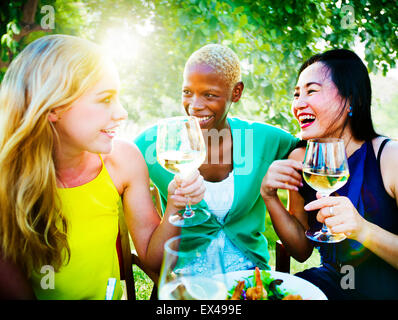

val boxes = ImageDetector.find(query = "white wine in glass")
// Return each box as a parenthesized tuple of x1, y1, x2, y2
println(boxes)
(157, 116, 210, 227)
(157, 150, 205, 177)
(303, 138, 349, 243)
(302, 170, 350, 196)
(158, 234, 228, 300)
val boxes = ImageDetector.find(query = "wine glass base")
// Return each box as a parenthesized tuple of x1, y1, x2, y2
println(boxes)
(305, 230, 346, 243)
(169, 208, 211, 227)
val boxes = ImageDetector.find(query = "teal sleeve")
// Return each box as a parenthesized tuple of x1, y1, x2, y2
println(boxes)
(134, 125, 158, 165)
(133, 125, 174, 213)
(276, 129, 300, 159)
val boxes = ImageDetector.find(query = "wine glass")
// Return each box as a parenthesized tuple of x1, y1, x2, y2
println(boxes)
(156, 116, 210, 227)
(302, 138, 350, 243)
(158, 234, 228, 300)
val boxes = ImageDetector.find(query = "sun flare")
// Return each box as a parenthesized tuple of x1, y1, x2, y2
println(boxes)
(101, 27, 141, 61)
(101, 21, 153, 62)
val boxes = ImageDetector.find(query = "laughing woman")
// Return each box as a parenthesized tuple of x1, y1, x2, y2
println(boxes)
(261, 49, 398, 299)
(0, 35, 205, 299)
(135, 44, 299, 272)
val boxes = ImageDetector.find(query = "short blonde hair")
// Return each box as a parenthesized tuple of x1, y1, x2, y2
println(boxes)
(184, 44, 241, 88)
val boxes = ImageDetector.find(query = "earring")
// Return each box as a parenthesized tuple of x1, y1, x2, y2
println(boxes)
(348, 106, 353, 117)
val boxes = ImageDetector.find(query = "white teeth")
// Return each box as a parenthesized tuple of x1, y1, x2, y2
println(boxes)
(195, 116, 212, 122)
(298, 114, 316, 121)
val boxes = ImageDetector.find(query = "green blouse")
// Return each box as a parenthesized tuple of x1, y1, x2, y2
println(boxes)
(134, 117, 298, 269)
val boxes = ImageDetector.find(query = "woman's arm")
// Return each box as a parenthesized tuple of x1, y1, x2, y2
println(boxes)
(359, 139, 398, 269)
(115, 142, 177, 272)
(0, 255, 35, 299)
(263, 189, 313, 262)
(305, 140, 398, 270)
(307, 195, 398, 270)
(379, 139, 398, 208)
(111, 141, 204, 273)
(261, 148, 314, 262)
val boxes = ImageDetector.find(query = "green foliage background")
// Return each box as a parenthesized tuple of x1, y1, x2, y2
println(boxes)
(2, 0, 396, 299)
(1, 0, 397, 137)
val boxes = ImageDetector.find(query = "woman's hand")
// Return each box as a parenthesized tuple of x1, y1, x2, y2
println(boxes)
(260, 159, 303, 200)
(167, 170, 205, 209)
(304, 193, 370, 242)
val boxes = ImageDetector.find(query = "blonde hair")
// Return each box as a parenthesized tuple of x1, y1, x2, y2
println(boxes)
(0, 34, 108, 276)
(184, 44, 241, 88)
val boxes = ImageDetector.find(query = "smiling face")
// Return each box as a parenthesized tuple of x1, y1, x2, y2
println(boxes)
(292, 62, 349, 140)
(51, 62, 128, 155)
(182, 63, 242, 130)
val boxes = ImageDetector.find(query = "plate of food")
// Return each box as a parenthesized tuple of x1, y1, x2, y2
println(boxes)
(223, 267, 327, 300)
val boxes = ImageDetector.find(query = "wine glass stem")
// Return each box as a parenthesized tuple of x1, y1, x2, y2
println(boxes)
(184, 196, 194, 218)
(321, 223, 330, 234)
(320, 192, 331, 235)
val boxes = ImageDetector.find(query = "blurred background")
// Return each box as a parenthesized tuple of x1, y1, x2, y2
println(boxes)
(1, 0, 397, 140)
(1, 0, 397, 298)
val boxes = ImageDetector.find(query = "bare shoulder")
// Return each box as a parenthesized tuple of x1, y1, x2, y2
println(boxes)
(103, 140, 148, 190)
(382, 139, 398, 158)
(288, 147, 306, 162)
(373, 137, 398, 199)
(110, 139, 144, 163)
(372, 137, 398, 164)
(371, 136, 397, 156)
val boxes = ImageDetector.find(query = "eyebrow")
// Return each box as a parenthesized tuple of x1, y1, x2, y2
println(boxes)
(182, 86, 221, 93)
(96, 89, 117, 95)
(294, 81, 322, 90)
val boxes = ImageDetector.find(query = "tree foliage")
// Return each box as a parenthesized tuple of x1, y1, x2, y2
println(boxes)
(0, 0, 88, 75)
(149, 0, 398, 132)
(1, 0, 397, 133)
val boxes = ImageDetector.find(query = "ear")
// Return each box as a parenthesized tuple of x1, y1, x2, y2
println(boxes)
(48, 109, 59, 123)
(231, 81, 244, 103)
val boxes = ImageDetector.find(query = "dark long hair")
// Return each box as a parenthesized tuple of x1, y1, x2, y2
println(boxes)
(298, 49, 378, 141)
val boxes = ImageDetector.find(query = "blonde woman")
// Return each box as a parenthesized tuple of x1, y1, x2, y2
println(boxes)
(0, 35, 205, 299)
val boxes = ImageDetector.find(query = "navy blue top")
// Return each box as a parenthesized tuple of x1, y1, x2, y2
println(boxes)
(300, 139, 398, 299)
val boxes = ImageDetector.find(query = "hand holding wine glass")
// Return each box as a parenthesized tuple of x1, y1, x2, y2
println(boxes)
(302, 138, 350, 243)
(167, 169, 205, 208)
(157, 116, 210, 227)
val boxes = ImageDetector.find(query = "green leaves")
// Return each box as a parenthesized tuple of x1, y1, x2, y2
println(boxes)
(1, 19, 21, 64)
(284, 4, 293, 14)
(7, 21, 21, 35)
(239, 14, 248, 27)
(1, 0, 397, 134)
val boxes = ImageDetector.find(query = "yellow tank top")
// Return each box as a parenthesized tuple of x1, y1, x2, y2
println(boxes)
(31, 155, 123, 300)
